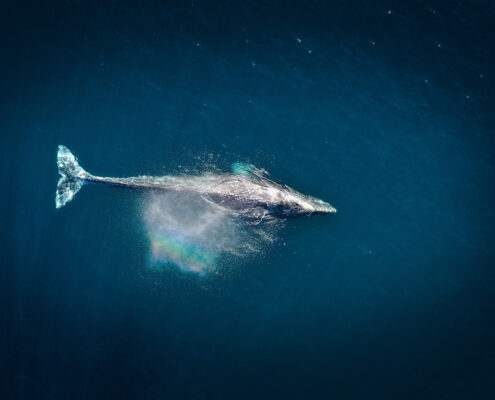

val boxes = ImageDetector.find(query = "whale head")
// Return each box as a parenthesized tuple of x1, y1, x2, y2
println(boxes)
(275, 190, 337, 217)
(303, 197, 337, 214)
(206, 173, 336, 220)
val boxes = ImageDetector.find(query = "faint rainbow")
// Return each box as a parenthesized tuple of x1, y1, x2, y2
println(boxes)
(148, 231, 216, 274)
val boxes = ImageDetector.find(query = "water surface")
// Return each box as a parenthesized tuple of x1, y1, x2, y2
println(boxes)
(1, 1, 495, 398)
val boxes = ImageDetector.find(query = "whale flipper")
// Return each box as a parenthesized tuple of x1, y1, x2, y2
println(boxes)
(231, 162, 269, 179)
(55, 145, 87, 208)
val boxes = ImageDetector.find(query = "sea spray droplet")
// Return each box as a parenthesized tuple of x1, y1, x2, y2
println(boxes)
(142, 192, 281, 275)
(143, 192, 236, 274)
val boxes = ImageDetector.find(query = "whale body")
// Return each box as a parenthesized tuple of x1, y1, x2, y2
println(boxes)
(55, 145, 336, 219)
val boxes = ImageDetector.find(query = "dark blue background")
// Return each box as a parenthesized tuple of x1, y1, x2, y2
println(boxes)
(2, 1, 495, 398)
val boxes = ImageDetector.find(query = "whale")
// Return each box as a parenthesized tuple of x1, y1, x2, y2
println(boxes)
(55, 145, 336, 220)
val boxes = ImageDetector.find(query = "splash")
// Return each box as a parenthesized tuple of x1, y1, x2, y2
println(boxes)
(142, 191, 280, 276)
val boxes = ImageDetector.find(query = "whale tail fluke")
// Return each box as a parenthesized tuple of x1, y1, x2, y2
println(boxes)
(56, 145, 88, 209)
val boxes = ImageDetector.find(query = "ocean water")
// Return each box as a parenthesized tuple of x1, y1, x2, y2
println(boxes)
(1, 1, 495, 398)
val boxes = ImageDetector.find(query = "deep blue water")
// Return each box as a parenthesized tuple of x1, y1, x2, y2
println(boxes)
(2, 1, 495, 398)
